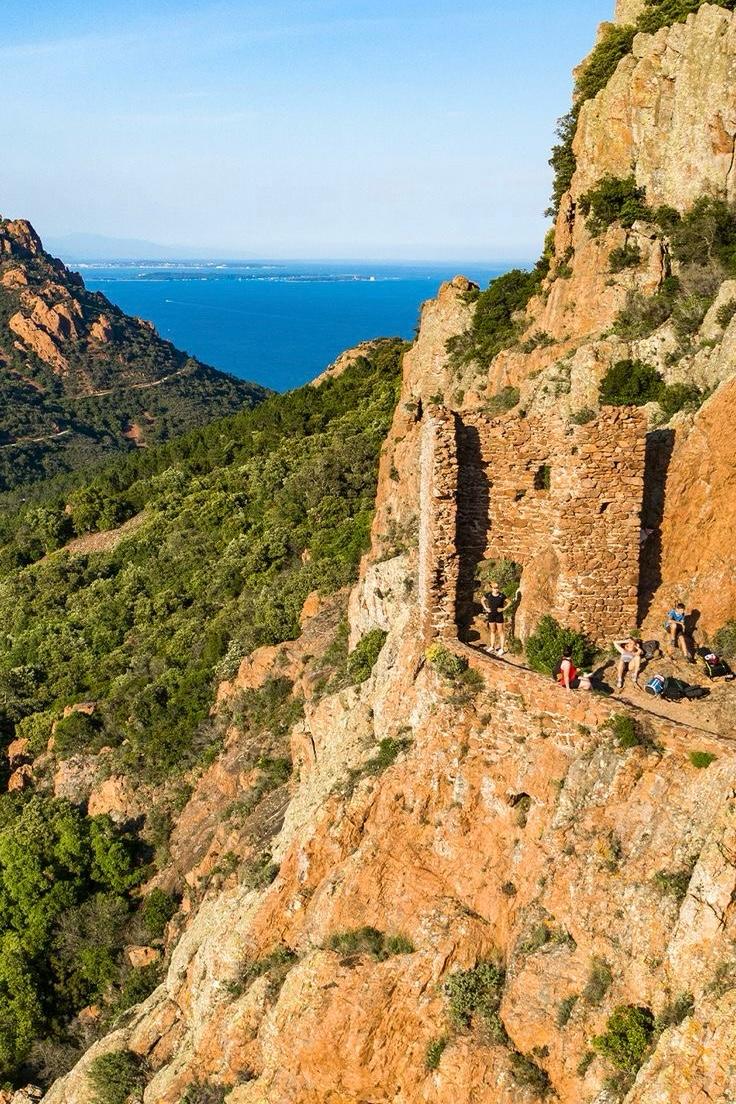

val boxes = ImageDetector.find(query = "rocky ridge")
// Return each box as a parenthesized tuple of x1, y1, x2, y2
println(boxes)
(0, 218, 266, 489)
(20, 3, 736, 1103)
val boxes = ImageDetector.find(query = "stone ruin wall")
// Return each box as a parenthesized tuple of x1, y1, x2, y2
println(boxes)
(419, 404, 647, 646)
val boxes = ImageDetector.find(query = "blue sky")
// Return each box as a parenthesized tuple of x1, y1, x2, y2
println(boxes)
(1, 0, 613, 259)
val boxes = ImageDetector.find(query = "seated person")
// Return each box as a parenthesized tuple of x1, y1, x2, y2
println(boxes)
(665, 603, 693, 661)
(613, 637, 643, 690)
(555, 646, 577, 691)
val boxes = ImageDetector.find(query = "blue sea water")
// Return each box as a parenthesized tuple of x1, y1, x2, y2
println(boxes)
(79, 260, 513, 392)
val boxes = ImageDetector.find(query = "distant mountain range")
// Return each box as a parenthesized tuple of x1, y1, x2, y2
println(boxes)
(0, 216, 268, 491)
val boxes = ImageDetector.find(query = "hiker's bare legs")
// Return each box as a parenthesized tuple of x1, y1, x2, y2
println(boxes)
(617, 656, 626, 688)
(630, 653, 641, 686)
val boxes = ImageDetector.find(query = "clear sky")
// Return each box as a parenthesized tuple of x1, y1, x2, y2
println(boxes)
(1, 0, 613, 260)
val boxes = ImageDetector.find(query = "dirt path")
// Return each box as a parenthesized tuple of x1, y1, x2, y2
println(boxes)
(43, 512, 147, 561)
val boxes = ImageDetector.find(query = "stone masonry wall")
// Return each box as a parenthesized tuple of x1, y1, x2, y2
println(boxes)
(420, 404, 647, 644)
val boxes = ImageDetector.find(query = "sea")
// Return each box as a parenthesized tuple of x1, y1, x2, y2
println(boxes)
(79, 260, 514, 392)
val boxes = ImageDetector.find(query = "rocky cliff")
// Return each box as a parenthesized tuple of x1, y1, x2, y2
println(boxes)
(0, 218, 266, 490)
(13, 4, 736, 1104)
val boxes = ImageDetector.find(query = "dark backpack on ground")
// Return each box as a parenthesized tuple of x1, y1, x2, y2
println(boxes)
(662, 677, 709, 702)
(702, 653, 734, 680)
(641, 639, 660, 661)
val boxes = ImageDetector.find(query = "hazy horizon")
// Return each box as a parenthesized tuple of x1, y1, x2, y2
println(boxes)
(3, 0, 612, 260)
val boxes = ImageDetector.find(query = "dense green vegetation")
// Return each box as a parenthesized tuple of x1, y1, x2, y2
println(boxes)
(592, 1005, 655, 1073)
(580, 176, 649, 235)
(0, 797, 142, 1082)
(0, 339, 404, 1086)
(525, 616, 594, 677)
(446, 260, 550, 371)
(599, 359, 663, 406)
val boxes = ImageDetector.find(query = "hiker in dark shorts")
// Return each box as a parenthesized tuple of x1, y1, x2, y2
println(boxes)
(665, 603, 694, 661)
(481, 583, 507, 656)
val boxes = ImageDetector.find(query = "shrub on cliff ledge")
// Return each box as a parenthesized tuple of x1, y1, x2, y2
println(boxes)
(525, 616, 594, 677)
(599, 359, 664, 406)
(346, 629, 387, 685)
(88, 1049, 145, 1104)
(580, 176, 650, 236)
(712, 620, 736, 659)
(444, 960, 506, 1035)
(446, 268, 544, 369)
(592, 1005, 655, 1073)
(638, 0, 736, 36)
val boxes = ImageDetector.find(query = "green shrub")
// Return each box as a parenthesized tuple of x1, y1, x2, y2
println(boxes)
(426, 643, 468, 681)
(689, 750, 717, 769)
(576, 24, 637, 102)
(447, 268, 545, 369)
(425, 1035, 448, 1070)
(712, 621, 736, 659)
(599, 359, 663, 406)
(180, 1082, 228, 1104)
(592, 1005, 655, 1073)
(606, 713, 641, 749)
(525, 615, 594, 676)
(557, 994, 578, 1027)
(638, 0, 736, 35)
(654, 992, 694, 1033)
(141, 888, 178, 940)
(716, 299, 736, 328)
(509, 1051, 552, 1096)
(242, 851, 280, 890)
(569, 407, 596, 426)
(612, 284, 678, 340)
(658, 382, 705, 419)
(671, 293, 713, 337)
(328, 927, 414, 961)
(583, 957, 613, 1005)
(52, 710, 107, 758)
(443, 960, 505, 1031)
(236, 946, 297, 1000)
(485, 386, 521, 415)
(346, 629, 388, 685)
(667, 195, 736, 276)
(653, 868, 693, 901)
(577, 1050, 595, 1077)
(87, 1049, 145, 1104)
(114, 962, 163, 1014)
(609, 243, 642, 272)
(579, 176, 650, 235)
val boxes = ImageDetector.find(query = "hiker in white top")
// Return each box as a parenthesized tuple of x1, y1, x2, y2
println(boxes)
(613, 637, 642, 690)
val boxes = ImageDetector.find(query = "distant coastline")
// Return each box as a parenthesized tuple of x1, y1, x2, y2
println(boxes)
(80, 259, 515, 391)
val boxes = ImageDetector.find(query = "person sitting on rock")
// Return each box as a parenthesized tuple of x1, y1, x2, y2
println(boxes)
(665, 603, 693, 661)
(613, 636, 643, 690)
(555, 646, 577, 691)
(481, 582, 507, 656)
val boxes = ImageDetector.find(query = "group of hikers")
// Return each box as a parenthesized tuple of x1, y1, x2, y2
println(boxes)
(480, 584, 716, 695)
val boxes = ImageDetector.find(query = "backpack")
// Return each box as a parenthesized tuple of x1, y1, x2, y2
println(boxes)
(645, 674, 666, 697)
(641, 639, 660, 661)
(702, 653, 734, 680)
(662, 677, 709, 702)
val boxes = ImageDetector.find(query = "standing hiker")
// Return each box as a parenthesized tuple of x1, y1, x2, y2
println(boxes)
(481, 582, 507, 656)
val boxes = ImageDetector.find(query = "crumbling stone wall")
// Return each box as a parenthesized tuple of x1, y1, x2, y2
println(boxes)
(419, 404, 647, 644)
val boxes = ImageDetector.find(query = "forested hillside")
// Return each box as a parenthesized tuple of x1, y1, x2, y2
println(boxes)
(0, 217, 266, 490)
(0, 338, 404, 1088)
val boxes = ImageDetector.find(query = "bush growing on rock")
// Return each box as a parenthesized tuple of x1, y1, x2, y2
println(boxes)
(426, 643, 468, 681)
(525, 616, 594, 676)
(509, 1051, 552, 1096)
(609, 243, 642, 272)
(141, 888, 178, 940)
(425, 1036, 448, 1070)
(443, 960, 506, 1033)
(580, 176, 650, 235)
(712, 620, 736, 659)
(658, 382, 706, 419)
(592, 1005, 655, 1073)
(582, 957, 613, 1005)
(87, 1049, 146, 1104)
(346, 629, 388, 685)
(599, 359, 664, 406)
(328, 927, 414, 961)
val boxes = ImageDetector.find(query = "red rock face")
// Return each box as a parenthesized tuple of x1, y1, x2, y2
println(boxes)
(645, 376, 736, 638)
